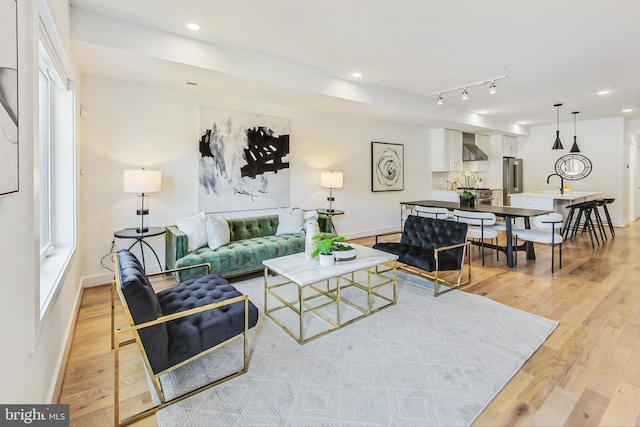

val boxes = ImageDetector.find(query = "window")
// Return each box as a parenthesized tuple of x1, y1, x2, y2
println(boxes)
(38, 67, 52, 256)
(38, 6, 76, 319)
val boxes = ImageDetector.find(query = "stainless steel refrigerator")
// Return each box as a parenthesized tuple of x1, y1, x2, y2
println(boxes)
(503, 157, 523, 205)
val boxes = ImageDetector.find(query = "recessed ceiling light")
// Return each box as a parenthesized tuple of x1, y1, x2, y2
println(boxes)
(352, 72, 363, 78)
(517, 121, 528, 125)
(623, 108, 633, 113)
(187, 22, 200, 31)
(597, 90, 610, 95)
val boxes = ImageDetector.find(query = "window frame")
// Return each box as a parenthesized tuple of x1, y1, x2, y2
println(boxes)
(37, 3, 77, 323)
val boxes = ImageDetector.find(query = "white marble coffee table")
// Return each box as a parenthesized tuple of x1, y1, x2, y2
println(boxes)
(262, 244, 398, 344)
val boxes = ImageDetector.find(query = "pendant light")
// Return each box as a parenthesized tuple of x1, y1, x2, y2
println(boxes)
(552, 103, 564, 150)
(570, 111, 581, 153)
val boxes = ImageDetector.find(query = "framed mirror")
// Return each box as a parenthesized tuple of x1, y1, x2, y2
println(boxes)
(555, 153, 592, 180)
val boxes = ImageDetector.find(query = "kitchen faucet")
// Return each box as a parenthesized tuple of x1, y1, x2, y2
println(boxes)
(547, 173, 564, 195)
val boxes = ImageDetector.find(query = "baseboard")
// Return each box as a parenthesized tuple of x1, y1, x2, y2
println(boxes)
(342, 226, 400, 240)
(50, 279, 84, 404)
(83, 272, 114, 287)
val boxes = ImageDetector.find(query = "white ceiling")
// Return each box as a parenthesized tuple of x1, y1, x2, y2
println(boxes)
(68, 0, 640, 133)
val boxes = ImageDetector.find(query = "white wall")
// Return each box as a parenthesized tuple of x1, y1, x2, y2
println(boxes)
(0, 0, 84, 404)
(79, 76, 429, 279)
(517, 117, 626, 226)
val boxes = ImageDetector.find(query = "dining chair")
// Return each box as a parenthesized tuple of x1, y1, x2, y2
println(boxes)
(400, 203, 415, 231)
(452, 209, 499, 266)
(415, 206, 450, 220)
(514, 213, 564, 273)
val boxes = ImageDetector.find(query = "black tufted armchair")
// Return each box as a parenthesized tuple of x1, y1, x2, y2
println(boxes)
(374, 215, 471, 296)
(112, 249, 258, 426)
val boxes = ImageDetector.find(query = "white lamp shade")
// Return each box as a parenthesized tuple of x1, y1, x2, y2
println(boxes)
(123, 169, 162, 193)
(320, 171, 343, 189)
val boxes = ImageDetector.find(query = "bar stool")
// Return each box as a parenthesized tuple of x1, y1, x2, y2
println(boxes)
(568, 200, 600, 249)
(600, 198, 616, 238)
(562, 202, 580, 239)
(593, 199, 608, 242)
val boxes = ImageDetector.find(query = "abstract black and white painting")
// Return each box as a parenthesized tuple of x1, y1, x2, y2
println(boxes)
(371, 141, 404, 192)
(0, 0, 18, 197)
(199, 107, 290, 212)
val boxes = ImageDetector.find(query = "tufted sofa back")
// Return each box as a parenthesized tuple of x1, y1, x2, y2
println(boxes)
(228, 215, 278, 241)
(401, 215, 468, 249)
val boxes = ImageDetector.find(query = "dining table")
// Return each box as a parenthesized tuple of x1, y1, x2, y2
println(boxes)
(400, 200, 553, 268)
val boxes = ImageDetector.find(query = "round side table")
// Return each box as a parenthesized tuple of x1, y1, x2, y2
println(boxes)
(114, 227, 166, 273)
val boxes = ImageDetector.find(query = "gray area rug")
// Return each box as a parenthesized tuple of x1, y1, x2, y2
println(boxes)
(155, 271, 558, 426)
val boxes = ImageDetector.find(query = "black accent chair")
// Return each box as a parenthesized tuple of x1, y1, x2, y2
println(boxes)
(373, 215, 470, 296)
(112, 249, 259, 426)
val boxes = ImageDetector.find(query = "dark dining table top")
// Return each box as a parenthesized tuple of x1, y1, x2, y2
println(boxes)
(401, 200, 552, 218)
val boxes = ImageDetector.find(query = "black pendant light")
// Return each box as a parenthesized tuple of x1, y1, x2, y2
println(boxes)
(570, 111, 581, 153)
(552, 103, 564, 150)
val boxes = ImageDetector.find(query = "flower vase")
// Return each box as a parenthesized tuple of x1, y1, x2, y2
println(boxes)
(305, 223, 320, 260)
(460, 196, 475, 208)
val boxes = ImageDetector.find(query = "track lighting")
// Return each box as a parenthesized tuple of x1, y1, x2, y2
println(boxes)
(428, 75, 506, 105)
(552, 103, 564, 150)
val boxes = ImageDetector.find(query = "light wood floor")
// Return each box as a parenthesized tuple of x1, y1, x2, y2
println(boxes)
(58, 220, 640, 427)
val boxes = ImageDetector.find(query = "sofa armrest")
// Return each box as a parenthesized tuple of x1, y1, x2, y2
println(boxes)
(117, 294, 249, 333)
(165, 225, 188, 270)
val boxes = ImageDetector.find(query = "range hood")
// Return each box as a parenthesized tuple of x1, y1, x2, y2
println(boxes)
(462, 132, 488, 161)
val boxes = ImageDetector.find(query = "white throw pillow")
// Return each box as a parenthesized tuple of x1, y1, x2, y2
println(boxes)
(276, 207, 304, 235)
(207, 214, 231, 250)
(176, 212, 207, 251)
(303, 209, 319, 231)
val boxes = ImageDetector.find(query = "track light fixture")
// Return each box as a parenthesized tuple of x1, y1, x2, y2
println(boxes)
(429, 75, 507, 105)
(552, 103, 564, 150)
(570, 111, 581, 153)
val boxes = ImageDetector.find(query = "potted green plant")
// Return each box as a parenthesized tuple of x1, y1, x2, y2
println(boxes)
(458, 171, 479, 208)
(332, 242, 357, 261)
(311, 233, 345, 266)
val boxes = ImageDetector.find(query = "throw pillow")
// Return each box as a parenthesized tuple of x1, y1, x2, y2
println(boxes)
(276, 207, 304, 235)
(206, 214, 231, 250)
(176, 212, 207, 252)
(303, 209, 319, 231)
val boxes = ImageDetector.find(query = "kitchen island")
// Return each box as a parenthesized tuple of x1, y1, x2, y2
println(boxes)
(509, 191, 602, 217)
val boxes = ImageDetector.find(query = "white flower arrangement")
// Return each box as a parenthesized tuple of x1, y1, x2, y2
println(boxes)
(457, 171, 481, 198)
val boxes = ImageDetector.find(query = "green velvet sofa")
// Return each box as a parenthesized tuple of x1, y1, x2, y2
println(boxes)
(166, 214, 331, 281)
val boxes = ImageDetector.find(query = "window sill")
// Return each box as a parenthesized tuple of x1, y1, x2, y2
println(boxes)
(40, 244, 75, 319)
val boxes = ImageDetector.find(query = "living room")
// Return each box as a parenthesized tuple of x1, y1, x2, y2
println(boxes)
(2, 1, 640, 426)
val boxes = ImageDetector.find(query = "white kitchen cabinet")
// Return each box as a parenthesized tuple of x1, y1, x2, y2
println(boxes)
(509, 195, 554, 211)
(431, 128, 463, 172)
(502, 135, 517, 157)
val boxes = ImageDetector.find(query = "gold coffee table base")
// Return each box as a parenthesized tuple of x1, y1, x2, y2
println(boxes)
(264, 263, 397, 344)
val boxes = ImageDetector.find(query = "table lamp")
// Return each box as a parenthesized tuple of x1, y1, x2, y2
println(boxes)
(123, 169, 161, 233)
(320, 171, 343, 213)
